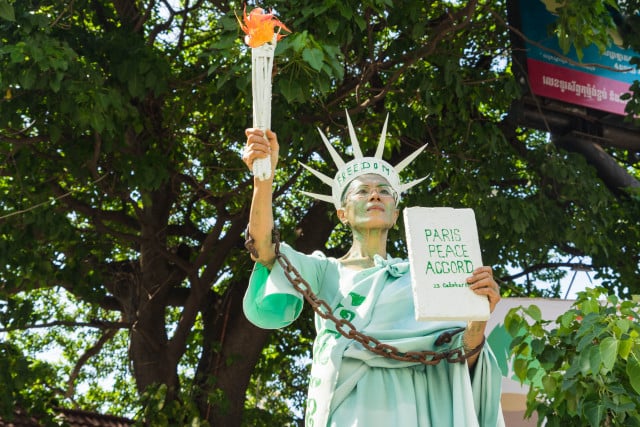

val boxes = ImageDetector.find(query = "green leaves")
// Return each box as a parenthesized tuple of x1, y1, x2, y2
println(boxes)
(523, 304, 542, 322)
(302, 46, 323, 71)
(0, 0, 14, 21)
(551, 0, 619, 59)
(506, 287, 640, 425)
(275, 30, 344, 103)
(628, 357, 640, 394)
(0, 341, 58, 424)
(0, 0, 639, 425)
(600, 336, 618, 372)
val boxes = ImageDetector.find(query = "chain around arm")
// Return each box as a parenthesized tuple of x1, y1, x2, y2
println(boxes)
(246, 226, 485, 365)
(244, 225, 279, 259)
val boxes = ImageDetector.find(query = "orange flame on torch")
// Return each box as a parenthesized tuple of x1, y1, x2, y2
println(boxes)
(237, 6, 291, 48)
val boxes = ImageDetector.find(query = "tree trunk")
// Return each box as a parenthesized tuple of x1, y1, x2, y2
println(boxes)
(195, 207, 335, 425)
(196, 280, 270, 427)
(129, 187, 180, 397)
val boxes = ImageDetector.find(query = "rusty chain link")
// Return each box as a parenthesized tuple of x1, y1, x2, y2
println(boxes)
(245, 228, 484, 365)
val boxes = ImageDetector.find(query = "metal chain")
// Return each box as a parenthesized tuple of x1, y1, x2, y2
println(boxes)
(245, 228, 484, 365)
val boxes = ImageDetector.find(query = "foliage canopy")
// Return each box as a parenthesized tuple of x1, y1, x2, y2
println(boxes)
(506, 288, 640, 426)
(0, 0, 639, 425)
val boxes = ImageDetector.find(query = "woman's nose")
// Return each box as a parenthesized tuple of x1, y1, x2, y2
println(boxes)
(368, 189, 382, 199)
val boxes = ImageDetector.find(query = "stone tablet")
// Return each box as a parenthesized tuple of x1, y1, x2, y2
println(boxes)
(403, 207, 490, 321)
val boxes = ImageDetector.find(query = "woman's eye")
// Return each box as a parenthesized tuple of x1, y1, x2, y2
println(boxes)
(379, 188, 392, 196)
(355, 188, 368, 195)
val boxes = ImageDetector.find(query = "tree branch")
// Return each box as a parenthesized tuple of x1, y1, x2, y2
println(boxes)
(65, 327, 119, 399)
(167, 216, 247, 366)
(502, 261, 593, 282)
(0, 175, 108, 221)
(555, 131, 640, 194)
(113, 0, 143, 30)
(49, 182, 141, 243)
(329, 0, 482, 111)
(0, 319, 131, 333)
(492, 8, 633, 73)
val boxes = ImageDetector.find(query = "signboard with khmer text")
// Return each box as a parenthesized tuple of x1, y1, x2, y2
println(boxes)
(513, 0, 638, 116)
(404, 207, 490, 321)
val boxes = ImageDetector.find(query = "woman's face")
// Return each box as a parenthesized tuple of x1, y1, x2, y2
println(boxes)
(337, 174, 399, 230)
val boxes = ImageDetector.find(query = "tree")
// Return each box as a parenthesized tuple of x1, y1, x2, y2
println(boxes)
(505, 288, 640, 426)
(0, 0, 638, 425)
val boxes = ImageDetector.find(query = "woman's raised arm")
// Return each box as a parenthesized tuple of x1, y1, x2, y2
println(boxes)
(242, 128, 279, 267)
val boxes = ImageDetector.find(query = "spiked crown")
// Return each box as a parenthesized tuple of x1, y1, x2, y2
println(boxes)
(300, 110, 428, 209)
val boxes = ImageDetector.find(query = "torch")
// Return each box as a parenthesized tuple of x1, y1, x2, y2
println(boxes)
(238, 7, 290, 180)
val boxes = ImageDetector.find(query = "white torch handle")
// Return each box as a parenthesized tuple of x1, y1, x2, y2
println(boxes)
(251, 38, 276, 180)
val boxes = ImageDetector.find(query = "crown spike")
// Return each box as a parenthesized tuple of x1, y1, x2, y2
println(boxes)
(317, 127, 346, 169)
(399, 176, 429, 194)
(394, 144, 428, 173)
(345, 109, 363, 159)
(299, 190, 336, 205)
(300, 162, 334, 186)
(374, 113, 389, 159)
(302, 111, 428, 208)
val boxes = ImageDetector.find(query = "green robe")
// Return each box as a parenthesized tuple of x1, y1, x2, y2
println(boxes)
(244, 242, 505, 427)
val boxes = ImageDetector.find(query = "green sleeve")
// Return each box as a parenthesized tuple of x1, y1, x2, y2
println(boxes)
(243, 261, 303, 329)
(242, 242, 328, 329)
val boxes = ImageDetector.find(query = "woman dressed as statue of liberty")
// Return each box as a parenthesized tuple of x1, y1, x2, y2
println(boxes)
(241, 111, 504, 427)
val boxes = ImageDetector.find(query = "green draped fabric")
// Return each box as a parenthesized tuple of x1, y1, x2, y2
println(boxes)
(243, 242, 505, 427)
